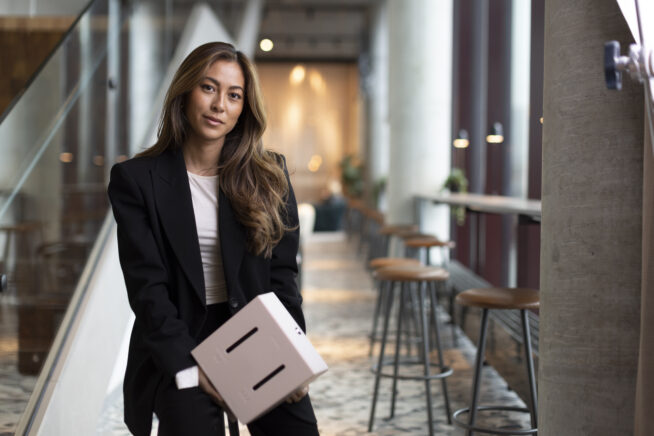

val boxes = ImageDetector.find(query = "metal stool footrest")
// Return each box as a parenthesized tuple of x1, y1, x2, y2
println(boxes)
(371, 359, 453, 381)
(369, 336, 425, 348)
(452, 405, 537, 435)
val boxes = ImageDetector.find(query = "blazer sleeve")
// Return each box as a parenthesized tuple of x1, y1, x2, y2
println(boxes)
(108, 163, 197, 377)
(269, 156, 306, 332)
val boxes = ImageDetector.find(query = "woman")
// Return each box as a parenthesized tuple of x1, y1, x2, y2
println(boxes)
(108, 42, 319, 436)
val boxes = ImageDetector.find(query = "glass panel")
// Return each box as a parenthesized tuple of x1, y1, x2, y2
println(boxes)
(0, 0, 195, 431)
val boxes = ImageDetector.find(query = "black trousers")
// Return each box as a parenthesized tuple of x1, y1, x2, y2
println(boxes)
(154, 303, 320, 436)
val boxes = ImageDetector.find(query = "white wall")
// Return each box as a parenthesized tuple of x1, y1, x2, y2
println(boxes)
(258, 62, 361, 203)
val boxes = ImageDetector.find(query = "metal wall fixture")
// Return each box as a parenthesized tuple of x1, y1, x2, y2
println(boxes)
(605, 0, 654, 155)
(453, 128, 470, 148)
(486, 122, 504, 144)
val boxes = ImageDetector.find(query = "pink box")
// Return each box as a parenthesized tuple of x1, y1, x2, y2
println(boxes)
(191, 292, 328, 424)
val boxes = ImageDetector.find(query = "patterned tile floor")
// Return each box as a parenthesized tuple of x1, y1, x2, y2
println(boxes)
(98, 231, 532, 435)
(0, 301, 38, 436)
(1, 231, 533, 435)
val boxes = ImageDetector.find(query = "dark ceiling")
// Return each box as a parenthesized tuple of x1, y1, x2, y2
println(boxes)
(213, 0, 375, 62)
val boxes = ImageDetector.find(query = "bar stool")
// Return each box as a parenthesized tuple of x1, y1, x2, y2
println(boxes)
(376, 224, 419, 260)
(404, 235, 456, 267)
(452, 288, 539, 435)
(359, 206, 384, 257)
(367, 225, 424, 356)
(368, 257, 422, 356)
(405, 236, 458, 344)
(344, 197, 358, 236)
(368, 265, 453, 436)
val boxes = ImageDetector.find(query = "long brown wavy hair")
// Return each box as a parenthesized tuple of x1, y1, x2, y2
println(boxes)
(138, 42, 293, 258)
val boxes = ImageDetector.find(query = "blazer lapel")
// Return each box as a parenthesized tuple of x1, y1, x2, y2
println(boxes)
(219, 188, 246, 294)
(152, 148, 206, 304)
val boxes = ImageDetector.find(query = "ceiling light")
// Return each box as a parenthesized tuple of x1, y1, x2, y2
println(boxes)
(259, 38, 274, 52)
(309, 70, 326, 94)
(307, 155, 323, 172)
(290, 65, 306, 85)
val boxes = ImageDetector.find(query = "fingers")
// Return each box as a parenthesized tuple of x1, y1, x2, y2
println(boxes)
(198, 367, 237, 421)
(285, 385, 309, 403)
(199, 368, 227, 405)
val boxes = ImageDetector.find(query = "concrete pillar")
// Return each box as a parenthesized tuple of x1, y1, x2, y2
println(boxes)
(508, 0, 530, 199)
(77, 14, 92, 183)
(387, 0, 452, 240)
(539, 1, 643, 434)
(367, 0, 389, 210)
(104, 0, 120, 182)
(469, 1, 488, 194)
(635, 122, 654, 434)
(236, 0, 263, 58)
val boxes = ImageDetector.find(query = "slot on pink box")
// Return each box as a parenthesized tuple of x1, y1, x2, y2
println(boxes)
(191, 292, 328, 424)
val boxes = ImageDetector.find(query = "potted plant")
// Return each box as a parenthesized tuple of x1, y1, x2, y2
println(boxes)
(442, 168, 468, 225)
(443, 168, 469, 193)
(340, 155, 364, 198)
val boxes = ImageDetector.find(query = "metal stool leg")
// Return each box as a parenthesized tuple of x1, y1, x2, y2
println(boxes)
(389, 281, 407, 419)
(368, 281, 396, 432)
(369, 279, 387, 356)
(404, 282, 421, 357)
(449, 286, 458, 347)
(429, 281, 452, 424)
(467, 308, 490, 436)
(418, 281, 435, 436)
(227, 416, 239, 436)
(521, 309, 538, 430)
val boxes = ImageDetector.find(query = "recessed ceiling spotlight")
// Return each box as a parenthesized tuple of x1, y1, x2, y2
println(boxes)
(260, 38, 274, 52)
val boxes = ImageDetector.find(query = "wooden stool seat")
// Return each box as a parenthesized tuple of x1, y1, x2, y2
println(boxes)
(398, 230, 434, 239)
(362, 207, 385, 224)
(346, 197, 364, 210)
(379, 224, 419, 236)
(369, 257, 421, 269)
(405, 236, 456, 249)
(455, 288, 539, 311)
(375, 264, 449, 282)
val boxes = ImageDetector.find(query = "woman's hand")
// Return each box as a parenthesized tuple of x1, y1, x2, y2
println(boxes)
(285, 384, 309, 403)
(198, 367, 237, 422)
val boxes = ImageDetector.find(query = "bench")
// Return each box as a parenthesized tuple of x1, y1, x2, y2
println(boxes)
(447, 260, 539, 355)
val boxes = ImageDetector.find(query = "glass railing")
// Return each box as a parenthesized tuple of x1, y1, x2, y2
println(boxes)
(0, 0, 195, 432)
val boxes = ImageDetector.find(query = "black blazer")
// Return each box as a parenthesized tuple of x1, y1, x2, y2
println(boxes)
(108, 147, 303, 436)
